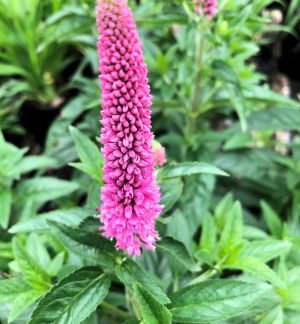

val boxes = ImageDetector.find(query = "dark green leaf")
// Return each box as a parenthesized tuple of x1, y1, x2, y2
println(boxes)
(166, 209, 192, 252)
(160, 178, 183, 213)
(212, 60, 247, 131)
(134, 283, 171, 324)
(48, 221, 116, 268)
(170, 280, 269, 323)
(116, 259, 170, 304)
(157, 237, 199, 272)
(29, 267, 110, 324)
(160, 162, 228, 180)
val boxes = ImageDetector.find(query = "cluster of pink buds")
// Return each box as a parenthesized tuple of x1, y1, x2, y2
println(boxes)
(194, 0, 217, 17)
(152, 140, 167, 167)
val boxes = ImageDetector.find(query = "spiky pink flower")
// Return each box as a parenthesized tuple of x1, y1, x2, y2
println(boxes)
(96, 0, 162, 256)
(194, 0, 217, 17)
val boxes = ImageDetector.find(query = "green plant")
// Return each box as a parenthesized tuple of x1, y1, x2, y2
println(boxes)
(1, 0, 300, 323)
(0, 0, 94, 106)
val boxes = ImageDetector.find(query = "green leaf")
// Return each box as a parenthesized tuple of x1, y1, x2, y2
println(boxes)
(0, 278, 31, 303)
(242, 239, 292, 262)
(223, 132, 253, 150)
(212, 60, 247, 131)
(12, 238, 50, 290)
(9, 208, 92, 233)
(69, 126, 103, 182)
(160, 178, 183, 213)
(29, 267, 110, 324)
(218, 201, 244, 259)
(226, 257, 285, 288)
(15, 156, 57, 174)
(8, 289, 44, 323)
(200, 213, 216, 252)
(0, 64, 27, 76)
(259, 306, 283, 324)
(260, 201, 283, 238)
(47, 252, 65, 277)
(26, 233, 51, 271)
(245, 108, 300, 132)
(134, 283, 171, 324)
(166, 209, 192, 252)
(0, 186, 12, 228)
(159, 162, 228, 180)
(16, 177, 79, 205)
(48, 221, 116, 268)
(214, 193, 234, 230)
(116, 259, 170, 304)
(157, 237, 199, 272)
(170, 280, 269, 323)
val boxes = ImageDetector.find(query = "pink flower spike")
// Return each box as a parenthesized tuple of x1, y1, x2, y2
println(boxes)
(96, 0, 163, 256)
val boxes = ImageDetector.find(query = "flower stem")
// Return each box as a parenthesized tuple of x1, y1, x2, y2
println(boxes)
(188, 25, 205, 144)
(101, 301, 132, 319)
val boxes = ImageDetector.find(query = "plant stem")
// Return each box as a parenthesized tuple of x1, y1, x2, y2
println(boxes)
(188, 266, 220, 286)
(101, 301, 132, 319)
(188, 26, 204, 137)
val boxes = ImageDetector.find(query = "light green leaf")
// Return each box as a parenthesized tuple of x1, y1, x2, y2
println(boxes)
(0, 64, 27, 76)
(243, 225, 268, 240)
(218, 201, 244, 259)
(26, 233, 51, 271)
(200, 213, 216, 252)
(134, 283, 171, 324)
(0, 278, 31, 303)
(48, 221, 116, 268)
(9, 208, 92, 233)
(226, 257, 285, 288)
(160, 162, 228, 180)
(157, 237, 199, 272)
(69, 126, 103, 182)
(116, 259, 170, 305)
(15, 156, 57, 174)
(259, 306, 283, 324)
(214, 193, 234, 230)
(47, 252, 65, 277)
(8, 289, 44, 323)
(29, 267, 110, 324)
(12, 238, 50, 290)
(0, 186, 12, 228)
(242, 239, 292, 262)
(260, 201, 283, 238)
(16, 177, 79, 205)
(170, 280, 269, 323)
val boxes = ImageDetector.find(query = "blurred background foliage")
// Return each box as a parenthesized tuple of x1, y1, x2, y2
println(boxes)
(1, 0, 300, 323)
